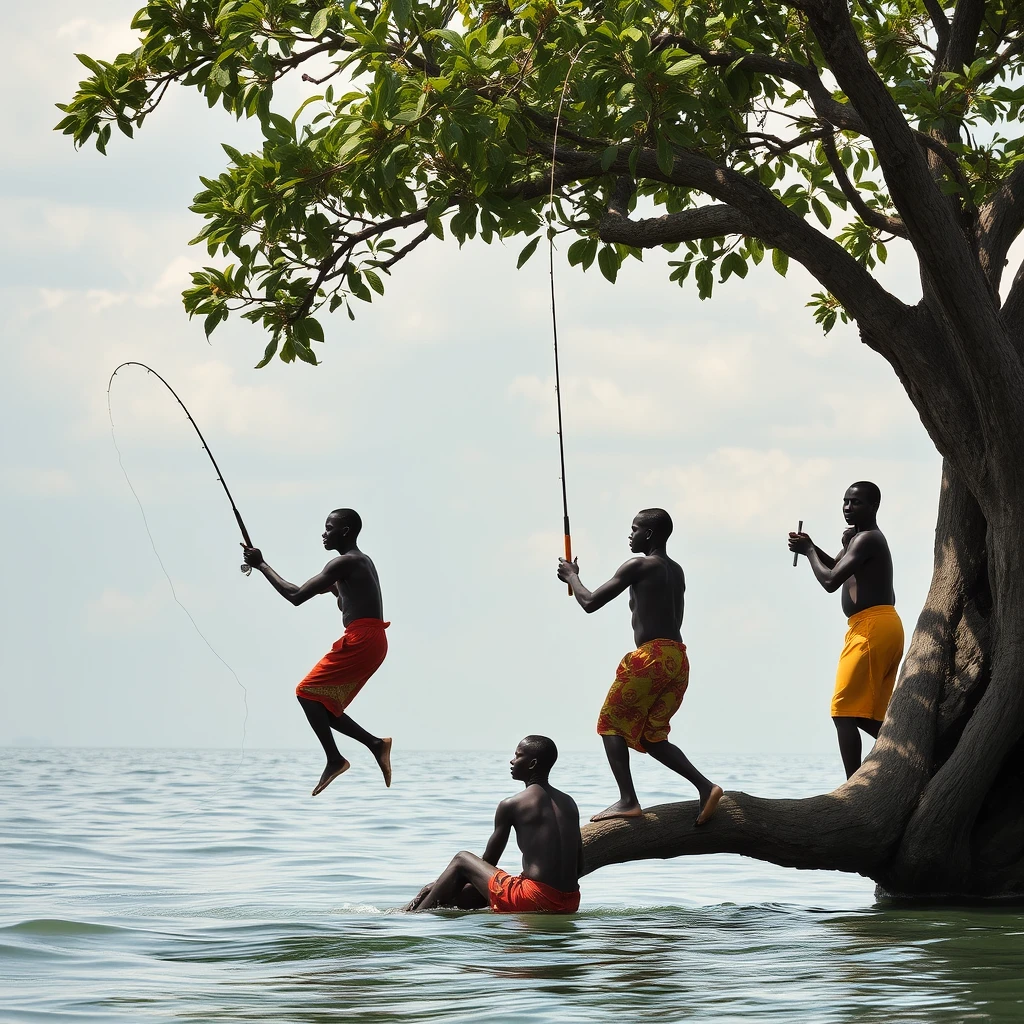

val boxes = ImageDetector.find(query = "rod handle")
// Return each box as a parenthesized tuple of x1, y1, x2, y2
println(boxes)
(564, 533, 574, 596)
(792, 519, 803, 567)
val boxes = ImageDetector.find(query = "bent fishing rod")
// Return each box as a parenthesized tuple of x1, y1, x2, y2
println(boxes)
(108, 361, 255, 575)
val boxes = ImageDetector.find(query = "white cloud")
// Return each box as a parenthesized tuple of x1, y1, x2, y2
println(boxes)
(641, 447, 834, 534)
(510, 374, 672, 435)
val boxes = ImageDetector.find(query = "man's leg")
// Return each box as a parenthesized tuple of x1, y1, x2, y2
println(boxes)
(833, 716, 863, 778)
(298, 697, 351, 795)
(645, 740, 723, 825)
(591, 735, 644, 822)
(328, 711, 392, 787)
(407, 852, 498, 912)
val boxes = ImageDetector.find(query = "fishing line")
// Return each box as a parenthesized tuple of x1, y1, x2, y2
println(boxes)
(548, 44, 592, 595)
(107, 363, 250, 783)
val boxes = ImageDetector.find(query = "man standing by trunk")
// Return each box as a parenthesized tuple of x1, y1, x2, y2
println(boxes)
(789, 481, 904, 778)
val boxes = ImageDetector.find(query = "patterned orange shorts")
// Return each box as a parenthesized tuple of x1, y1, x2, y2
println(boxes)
(597, 639, 689, 752)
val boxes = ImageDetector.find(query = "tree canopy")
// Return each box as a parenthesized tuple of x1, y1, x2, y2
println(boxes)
(57, 0, 1024, 366)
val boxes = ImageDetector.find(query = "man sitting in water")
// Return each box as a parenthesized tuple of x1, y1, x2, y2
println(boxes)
(788, 481, 904, 778)
(242, 508, 392, 797)
(404, 736, 582, 913)
(557, 508, 723, 825)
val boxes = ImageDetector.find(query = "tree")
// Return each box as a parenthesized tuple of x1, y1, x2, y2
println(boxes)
(58, 0, 1024, 897)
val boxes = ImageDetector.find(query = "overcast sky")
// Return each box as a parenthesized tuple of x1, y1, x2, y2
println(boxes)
(2, 2, 944, 762)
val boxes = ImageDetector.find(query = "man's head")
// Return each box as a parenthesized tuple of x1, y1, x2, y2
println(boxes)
(510, 735, 558, 782)
(629, 508, 673, 553)
(323, 508, 362, 550)
(843, 482, 880, 529)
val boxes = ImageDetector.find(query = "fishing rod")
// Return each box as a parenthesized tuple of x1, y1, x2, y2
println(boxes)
(107, 361, 255, 575)
(548, 45, 591, 596)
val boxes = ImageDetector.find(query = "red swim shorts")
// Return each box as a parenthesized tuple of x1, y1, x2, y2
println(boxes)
(487, 870, 580, 914)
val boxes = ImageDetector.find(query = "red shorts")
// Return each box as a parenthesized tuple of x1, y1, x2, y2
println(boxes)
(295, 618, 389, 716)
(488, 870, 580, 914)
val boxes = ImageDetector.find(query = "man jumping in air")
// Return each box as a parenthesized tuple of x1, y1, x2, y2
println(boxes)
(405, 736, 582, 913)
(557, 508, 723, 825)
(242, 508, 392, 796)
(788, 481, 904, 778)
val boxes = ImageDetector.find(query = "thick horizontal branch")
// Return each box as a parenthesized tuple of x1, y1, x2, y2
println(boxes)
(598, 203, 753, 246)
(560, 144, 907, 333)
(580, 791, 883, 877)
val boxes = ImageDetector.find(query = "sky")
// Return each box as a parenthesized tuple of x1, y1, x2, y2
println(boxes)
(1, 2, 944, 758)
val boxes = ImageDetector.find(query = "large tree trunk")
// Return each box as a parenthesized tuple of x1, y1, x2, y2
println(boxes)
(581, 461, 1024, 898)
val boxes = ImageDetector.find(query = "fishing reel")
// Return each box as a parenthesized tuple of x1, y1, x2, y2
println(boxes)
(240, 563, 253, 576)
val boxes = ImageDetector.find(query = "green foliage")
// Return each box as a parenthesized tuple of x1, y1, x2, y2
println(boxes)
(55, 0, 1024, 363)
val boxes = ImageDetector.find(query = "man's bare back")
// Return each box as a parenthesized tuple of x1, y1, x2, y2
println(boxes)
(503, 781, 581, 893)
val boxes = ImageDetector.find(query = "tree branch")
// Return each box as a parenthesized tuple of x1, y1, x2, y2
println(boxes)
(821, 131, 908, 237)
(575, 144, 907, 333)
(977, 163, 1024, 290)
(599, 203, 754, 247)
(923, 0, 952, 61)
(801, 0, 1005, 374)
(942, 0, 986, 71)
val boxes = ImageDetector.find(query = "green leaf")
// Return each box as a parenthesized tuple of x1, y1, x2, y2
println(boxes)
(811, 197, 832, 228)
(310, 8, 329, 38)
(517, 235, 541, 268)
(600, 146, 618, 172)
(772, 248, 789, 276)
(255, 338, 279, 369)
(597, 245, 619, 283)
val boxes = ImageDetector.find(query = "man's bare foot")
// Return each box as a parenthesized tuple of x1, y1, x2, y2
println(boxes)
(590, 799, 644, 822)
(311, 758, 350, 796)
(375, 737, 392, 788)
(403, 884, 432, 912)
(694, 784, 723, 826)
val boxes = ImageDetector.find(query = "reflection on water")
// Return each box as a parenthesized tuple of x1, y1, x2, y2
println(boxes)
(1, 749, 1023, 1022)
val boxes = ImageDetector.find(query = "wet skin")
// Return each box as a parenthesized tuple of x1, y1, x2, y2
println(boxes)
(405, 742, 583, 912)
(788, 484, 896, 777)
(556, 517, 722, 824)
(242, 512, 390, 793)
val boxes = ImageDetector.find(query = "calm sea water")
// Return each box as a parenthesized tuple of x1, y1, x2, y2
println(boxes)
(1, 748, 1022, 1022)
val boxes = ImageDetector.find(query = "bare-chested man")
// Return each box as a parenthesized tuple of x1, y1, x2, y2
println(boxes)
(242, 508, 392, 796)
(405, 736, 582, 913)
(788, 481, 904, 778)
(557, 508, 723, 825)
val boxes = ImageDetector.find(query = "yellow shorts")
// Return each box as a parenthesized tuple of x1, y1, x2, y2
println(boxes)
(832, 605, 904, 720)
(597, 639, 689, 752)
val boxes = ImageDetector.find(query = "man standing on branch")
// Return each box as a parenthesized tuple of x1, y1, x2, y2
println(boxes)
(789, 482, 904, 778)
(242, 508, 392, 796)
(557, 508, 723, 825)
(404, 736, 582, 913)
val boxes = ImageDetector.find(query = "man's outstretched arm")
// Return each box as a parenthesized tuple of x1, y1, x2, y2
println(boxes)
(557, 557, 645, 613)
(242, 546, 344, 606)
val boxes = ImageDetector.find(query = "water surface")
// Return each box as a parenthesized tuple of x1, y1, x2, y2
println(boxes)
(2, 749, 1022, 1021)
